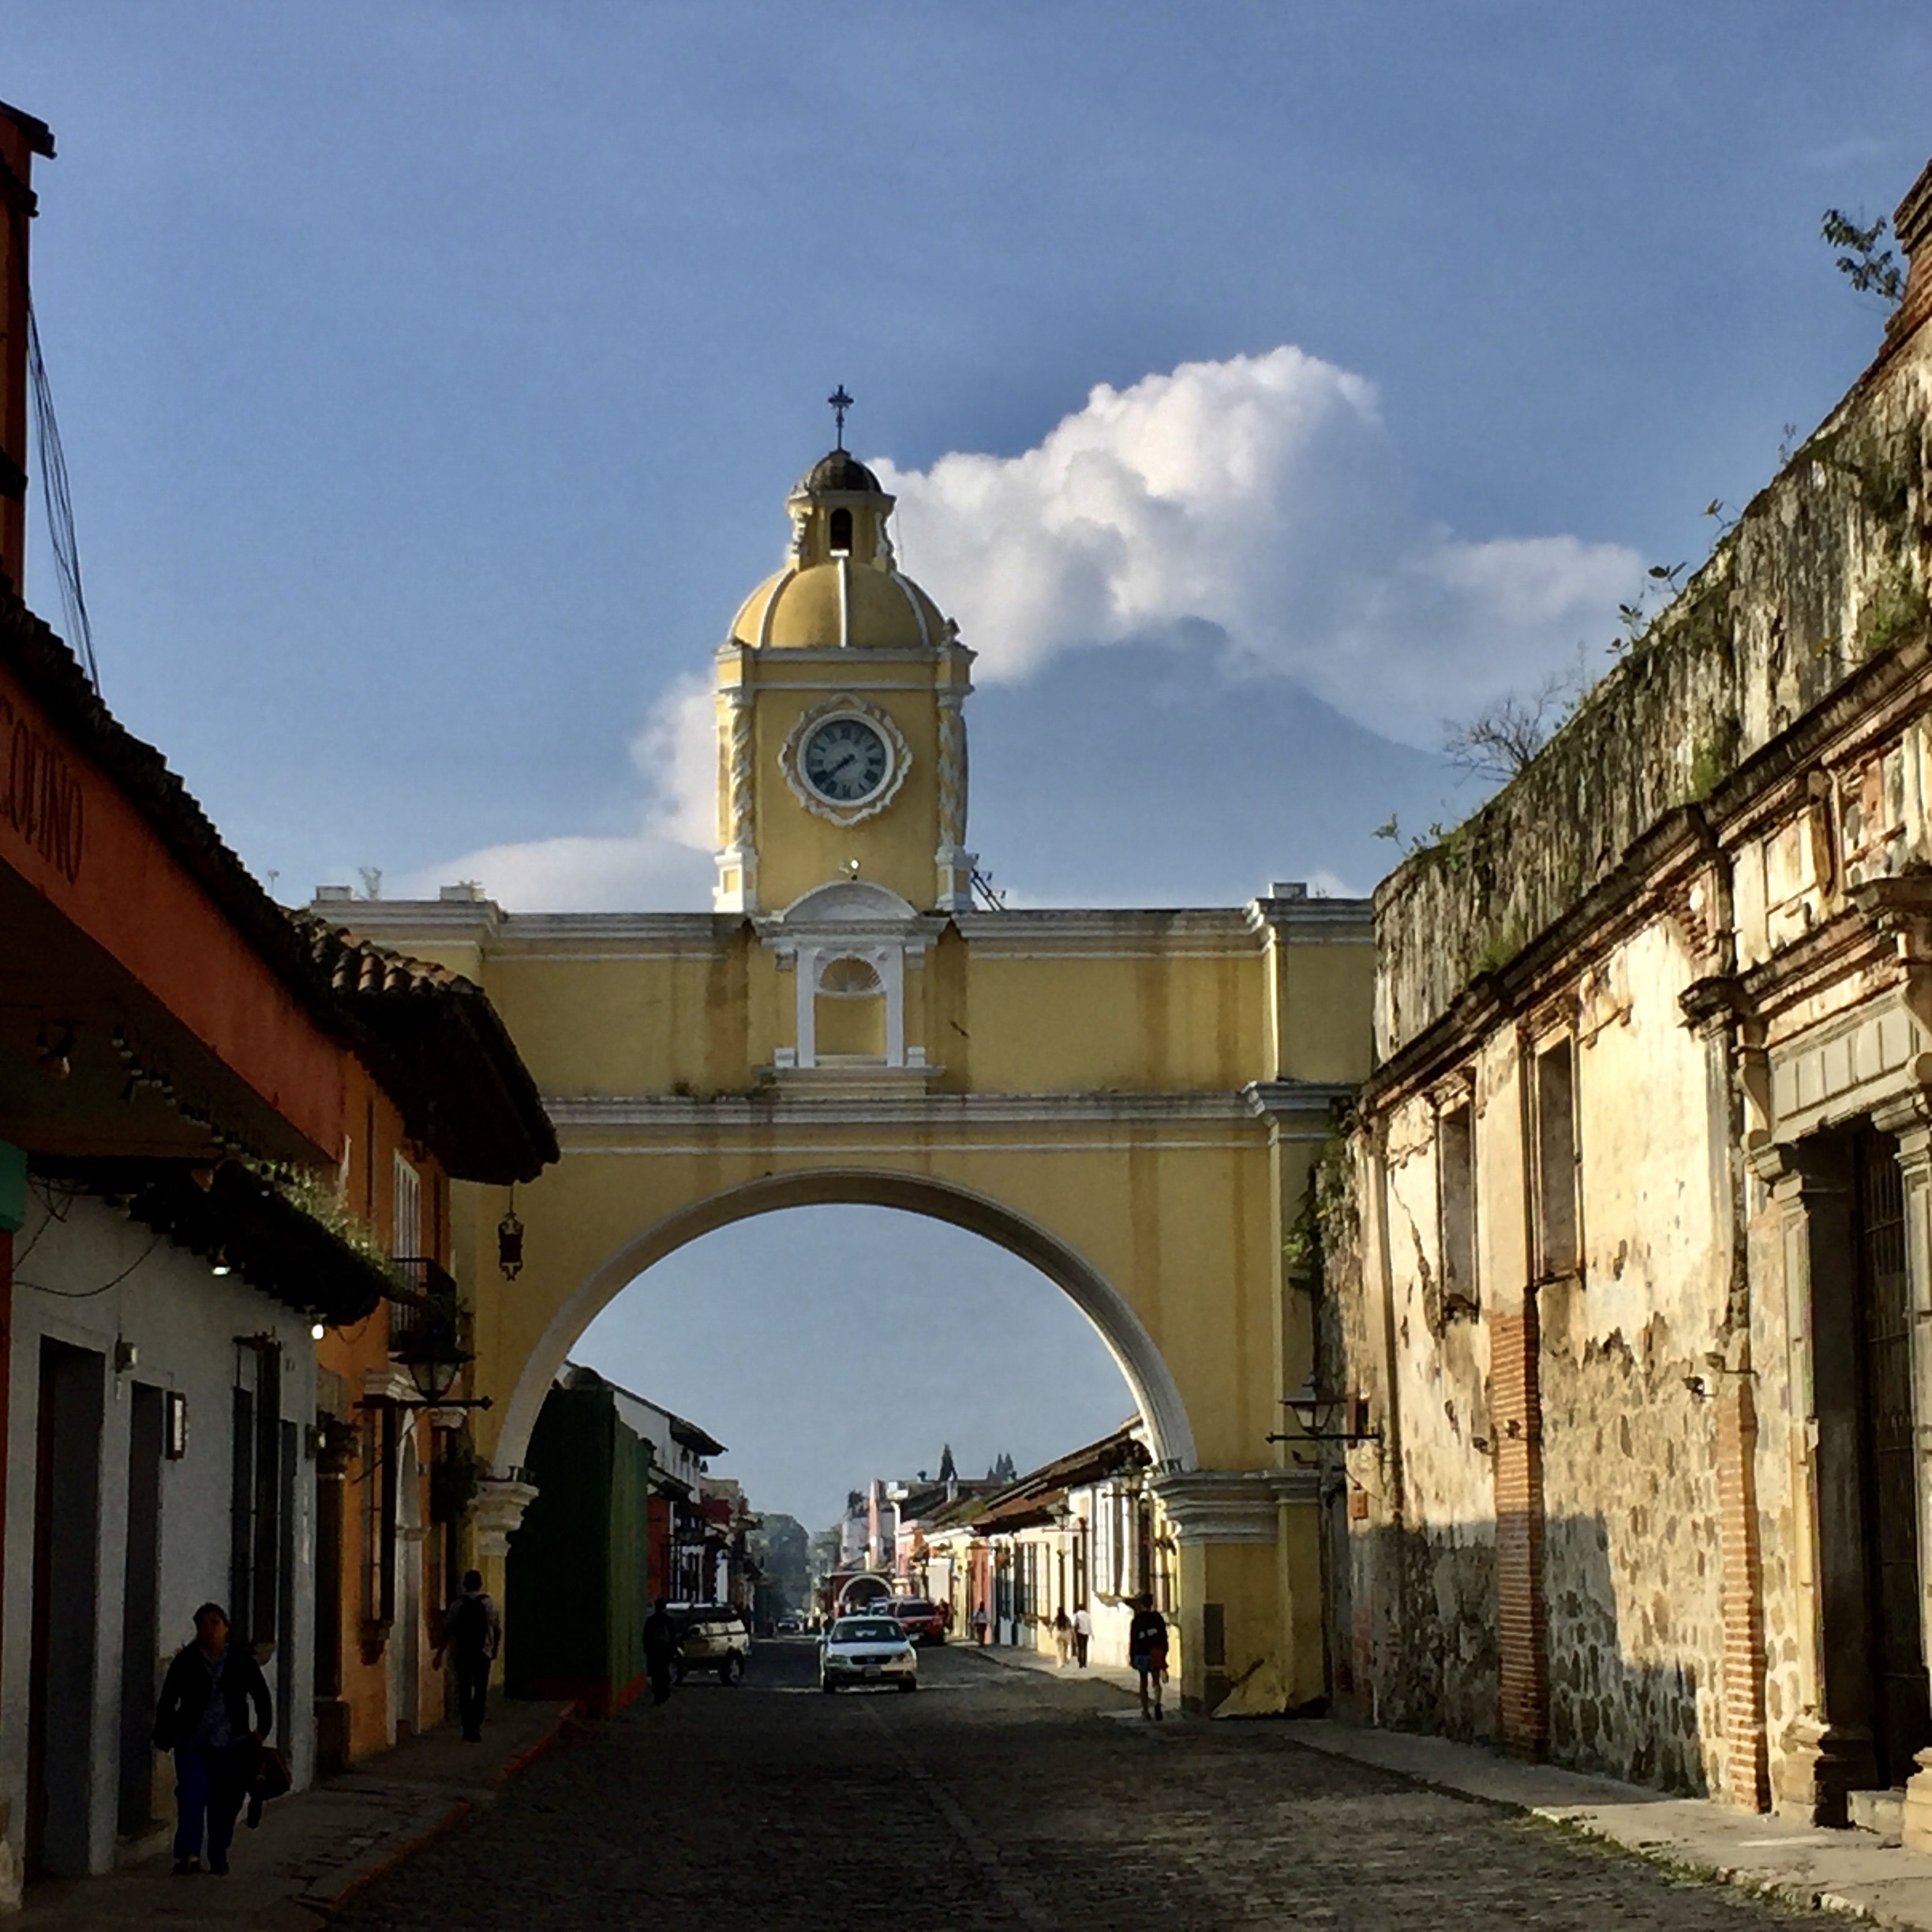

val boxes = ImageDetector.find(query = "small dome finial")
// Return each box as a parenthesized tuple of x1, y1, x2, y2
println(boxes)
(828, 384, 854, 451)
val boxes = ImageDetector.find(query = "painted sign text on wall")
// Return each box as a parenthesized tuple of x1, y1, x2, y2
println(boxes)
(0, 691, 85, 884)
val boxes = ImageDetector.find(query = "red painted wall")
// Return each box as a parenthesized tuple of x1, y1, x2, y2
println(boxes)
(0, 660, 345, 1159)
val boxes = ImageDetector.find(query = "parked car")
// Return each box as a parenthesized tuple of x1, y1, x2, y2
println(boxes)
(889, 1597, 945, 1644)
(776, 1616, 804, 1635)
(672, 1604, 751, 1683)
(818, 1614, 919, 1693)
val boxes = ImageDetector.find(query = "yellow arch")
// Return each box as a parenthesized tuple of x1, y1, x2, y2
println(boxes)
(492, 1166, 1200, 1479)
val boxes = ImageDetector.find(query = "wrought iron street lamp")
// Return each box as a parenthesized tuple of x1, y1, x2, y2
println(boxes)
(1270, 1380, 1382, 1447)
(386, 1281, 492, 1411)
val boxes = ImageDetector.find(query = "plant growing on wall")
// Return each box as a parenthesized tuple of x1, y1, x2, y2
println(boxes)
(1822, 208, 1906, 307)
(1441, 675, 1574, 781)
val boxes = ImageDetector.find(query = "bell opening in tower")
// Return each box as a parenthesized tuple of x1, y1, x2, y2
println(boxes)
(829, 507, 853, 556)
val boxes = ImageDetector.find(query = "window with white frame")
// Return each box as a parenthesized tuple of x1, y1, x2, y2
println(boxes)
(391, 1152, 421, 1260)
(1093, 1485, 1117, 1597)
(1533, 1037, 1580, 1278)
(1438, 1097, 1477, 1316)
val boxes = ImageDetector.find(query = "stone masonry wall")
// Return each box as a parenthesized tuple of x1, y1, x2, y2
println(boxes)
(1376, 333, 1932, 1058)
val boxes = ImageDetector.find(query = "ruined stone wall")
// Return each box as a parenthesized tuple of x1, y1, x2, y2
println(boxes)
(1376, 335, 1932, 1059)
(1534, 916, 1732, 1792)
(1380, 1095, 1500, 1737)
(1537, 1304, 1728, 1791)
(1321, 1097, 1500, 1739)
(1332, 913, 1744, 1790)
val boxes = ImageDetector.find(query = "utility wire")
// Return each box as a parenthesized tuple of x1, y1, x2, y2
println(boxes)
(24, 290, 99, 691)
(16, 1228, 166, 1298)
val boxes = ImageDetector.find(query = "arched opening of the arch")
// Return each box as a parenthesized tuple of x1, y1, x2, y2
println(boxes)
(492, 1168, 1198, 1489)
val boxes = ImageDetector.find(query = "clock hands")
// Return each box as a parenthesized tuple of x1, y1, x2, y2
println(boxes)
(803, 717, 886, 801)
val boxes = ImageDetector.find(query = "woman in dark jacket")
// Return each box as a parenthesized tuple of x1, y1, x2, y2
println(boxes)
(152, 1602, 273, 1876)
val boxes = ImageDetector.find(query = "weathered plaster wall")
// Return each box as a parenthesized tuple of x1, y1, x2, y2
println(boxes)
(1322, 1099, 1500, 1739)
(1536, 917, 1730, 1790)
(1537, 1302, 1726, 1789)
(1331, 913, 1747, 1791)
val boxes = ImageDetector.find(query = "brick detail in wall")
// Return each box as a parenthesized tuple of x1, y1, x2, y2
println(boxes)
(1490, 1307, 1549, 1755)
(1716, 1371, 1771, 1810)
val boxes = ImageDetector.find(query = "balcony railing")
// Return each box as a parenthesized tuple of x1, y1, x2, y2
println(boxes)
(388, 1256, 471, 1366)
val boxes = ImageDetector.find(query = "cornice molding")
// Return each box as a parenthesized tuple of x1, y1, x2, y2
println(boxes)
(343, 902, 1378, 962)
(714, 640, 975, 670)
(1372, 639, 1932, 1098)
(1242, 1080, 1356, 1121)
(1151, 1467, 1318, 1543)
(1244, 896, 1376, 942)
(545, 1088, 1282, 1132)
(956, 908, 1269, 957)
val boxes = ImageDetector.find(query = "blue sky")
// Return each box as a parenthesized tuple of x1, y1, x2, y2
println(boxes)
(9, 2, 1930, 1524)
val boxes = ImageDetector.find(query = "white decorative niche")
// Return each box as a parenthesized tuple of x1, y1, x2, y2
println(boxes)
(759, 879, 940, 1079)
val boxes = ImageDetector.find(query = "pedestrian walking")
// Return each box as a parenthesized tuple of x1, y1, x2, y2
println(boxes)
(1072, 1603, 1092, 1668)
(152, 1603, 273, 1877)
(972, 1602, 991, 1646)
(433, 1568, 502, 1742)
(643, 1596, 680, 1705)
(1053, 1605, 1072, 1665)
(1128, 1593, 1170, 1720)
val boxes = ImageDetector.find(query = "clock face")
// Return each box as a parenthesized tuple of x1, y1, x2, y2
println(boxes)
(802, 715, 891, 805)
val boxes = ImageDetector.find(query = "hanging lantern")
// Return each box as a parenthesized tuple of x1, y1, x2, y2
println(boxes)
(497, 1191, 524, 1280)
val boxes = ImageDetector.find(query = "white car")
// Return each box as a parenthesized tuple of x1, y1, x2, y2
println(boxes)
(671, 1604, 751, 1684)
(819, 1613, 919, 1693)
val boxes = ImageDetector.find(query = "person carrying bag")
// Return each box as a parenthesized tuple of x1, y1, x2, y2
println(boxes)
(152, 1603, 273, 1876)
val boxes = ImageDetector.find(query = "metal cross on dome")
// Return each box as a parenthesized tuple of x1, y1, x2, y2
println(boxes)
(828, 384, 854, 449)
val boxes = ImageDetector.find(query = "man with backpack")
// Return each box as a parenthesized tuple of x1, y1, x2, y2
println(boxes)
(434, 1569, 502, 1742)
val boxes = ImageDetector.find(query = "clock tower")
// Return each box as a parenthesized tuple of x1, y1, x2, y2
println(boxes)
(712, 448, 975, 918)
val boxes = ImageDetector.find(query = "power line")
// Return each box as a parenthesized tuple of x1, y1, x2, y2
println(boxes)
(25, 290, 99, 691)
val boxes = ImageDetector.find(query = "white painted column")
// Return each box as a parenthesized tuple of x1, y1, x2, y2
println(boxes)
(795, 948, 818, 1069)
(881, 947, 905, 1066)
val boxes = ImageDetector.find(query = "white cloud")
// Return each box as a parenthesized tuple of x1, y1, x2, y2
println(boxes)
(878, 346, 1641, 745)
(399, 676, 717, 910)
(407, 346, 1638, 907)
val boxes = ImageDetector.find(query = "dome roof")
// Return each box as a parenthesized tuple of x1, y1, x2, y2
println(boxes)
(796, 451, 883, 496)
(729, 561, 948, 652)
(725, 446, 956, 651)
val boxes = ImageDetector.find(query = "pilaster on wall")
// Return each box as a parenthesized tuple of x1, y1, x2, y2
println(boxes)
(1714, 1336, 1770, 1809)
(1701, 1007, 1770, 1812)
(1762, 1139, 1876, 1823)
(1490, 1302, 1548, 1755)
(1877, 1114, 1932, 1852)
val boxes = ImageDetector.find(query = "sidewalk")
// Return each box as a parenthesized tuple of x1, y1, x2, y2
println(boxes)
(963, 1638, 1148, 1702)
(13, 1698, 576, 1930)
(1289, 1720, 1932, 1930)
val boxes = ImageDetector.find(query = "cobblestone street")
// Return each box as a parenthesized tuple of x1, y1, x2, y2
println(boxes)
(335, 1643, 1825, 1931)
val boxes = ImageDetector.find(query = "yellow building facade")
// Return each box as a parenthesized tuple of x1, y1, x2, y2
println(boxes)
(337, 449, 1375, 1713)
